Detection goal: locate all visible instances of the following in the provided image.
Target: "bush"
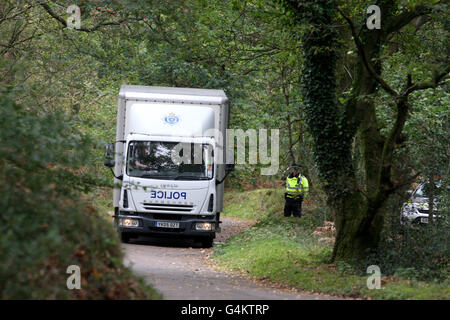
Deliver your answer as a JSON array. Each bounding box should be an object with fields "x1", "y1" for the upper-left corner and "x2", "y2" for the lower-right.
[
  {"x1": 0, "y1": 91, "x2": 160, "y2": 299},
  {"x1": 365, "y1": 190, "x2": 450, "y2": 282}
]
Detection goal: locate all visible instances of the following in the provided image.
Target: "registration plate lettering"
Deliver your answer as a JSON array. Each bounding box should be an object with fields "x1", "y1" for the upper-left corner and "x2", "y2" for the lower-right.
[{"x1": 154, "y1": 221, "x2": 180, "y2": 228}]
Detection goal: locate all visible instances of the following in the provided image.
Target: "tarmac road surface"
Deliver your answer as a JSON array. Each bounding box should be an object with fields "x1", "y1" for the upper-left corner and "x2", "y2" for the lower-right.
[{"x1": 122, "y1": 217, "x2": 341, "y2": 300}]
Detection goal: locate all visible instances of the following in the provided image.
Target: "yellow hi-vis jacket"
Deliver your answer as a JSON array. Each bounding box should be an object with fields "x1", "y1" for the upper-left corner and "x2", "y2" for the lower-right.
[{"x1": 286, "y1": 174, "x2": 309, "y2": 199}]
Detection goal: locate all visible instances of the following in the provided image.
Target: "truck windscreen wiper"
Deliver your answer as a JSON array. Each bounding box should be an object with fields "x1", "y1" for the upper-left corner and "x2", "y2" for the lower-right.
[
  {"x1": 174, "y1": 175, "x2": 210, "y2": 180},
  {"x1": 140, "y1": 174, "x2": 176, "y2": 180}
]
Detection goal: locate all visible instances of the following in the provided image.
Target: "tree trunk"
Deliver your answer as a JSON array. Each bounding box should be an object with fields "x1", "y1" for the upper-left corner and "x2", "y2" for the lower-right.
[{"x1": 331, "y1": 175, "x2": 387, "y2": 262}]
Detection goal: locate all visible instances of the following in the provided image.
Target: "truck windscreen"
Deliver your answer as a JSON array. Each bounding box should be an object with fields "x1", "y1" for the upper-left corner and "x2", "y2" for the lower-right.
[{"x1": 126, "y1": 141, "x2": 214, "y2": 180}]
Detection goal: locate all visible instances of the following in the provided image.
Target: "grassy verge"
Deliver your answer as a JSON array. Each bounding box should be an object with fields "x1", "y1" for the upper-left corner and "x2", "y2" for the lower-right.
[{"x1": 213, "y1": 189, "x2": 450, "y2": 300}]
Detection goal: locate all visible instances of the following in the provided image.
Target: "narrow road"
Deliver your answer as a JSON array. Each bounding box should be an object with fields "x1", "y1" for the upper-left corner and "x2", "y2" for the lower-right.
[{"x1": 122, "y1": 217, "x2": 339, "y2": 300}]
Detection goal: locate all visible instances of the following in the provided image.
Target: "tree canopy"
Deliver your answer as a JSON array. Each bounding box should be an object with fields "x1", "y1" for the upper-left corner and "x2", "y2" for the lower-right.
[{"x1": 1, "y1": 0, "x2": 448, "y2": 271}]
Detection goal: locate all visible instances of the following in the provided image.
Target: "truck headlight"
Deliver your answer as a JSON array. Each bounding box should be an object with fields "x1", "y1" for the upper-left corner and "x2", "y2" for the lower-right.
[
  {"x1": 119, "y1": 218, "x2": 140, "y2": 227},
  {"x1": 195, "y1": 222, "x2": 215, "y2": 231}
]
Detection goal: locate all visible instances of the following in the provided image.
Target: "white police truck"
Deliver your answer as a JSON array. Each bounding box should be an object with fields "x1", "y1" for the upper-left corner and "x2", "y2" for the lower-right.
[{"x1": 104, "y1": 85, "x2": 234, "y2": 247}]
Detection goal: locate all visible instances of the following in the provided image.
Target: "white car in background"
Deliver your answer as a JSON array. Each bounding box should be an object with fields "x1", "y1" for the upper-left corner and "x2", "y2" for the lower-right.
[{"x1": 401, "y1": 182, "x2": 443, "y2": 225}]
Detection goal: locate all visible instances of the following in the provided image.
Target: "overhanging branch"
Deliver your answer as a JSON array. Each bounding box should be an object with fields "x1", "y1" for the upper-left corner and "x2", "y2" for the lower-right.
[
  {"x1": 404, "y1": 66, "x2": 450, "y2": 95},
  {"x1": 385, "y1": 4, "x2": 433, "y2": 36},
  {"x1": 338, "y1": 8, "x2": 399, "y2": 97}
]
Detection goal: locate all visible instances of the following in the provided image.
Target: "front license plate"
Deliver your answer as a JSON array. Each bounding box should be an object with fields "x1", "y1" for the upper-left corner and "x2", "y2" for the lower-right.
[
  {"x1": 155, "y1": 221, "x2": 180, "y2": 228},
  {"x1": 420, "y1": 217, "x2": 428, "y2": 223}
]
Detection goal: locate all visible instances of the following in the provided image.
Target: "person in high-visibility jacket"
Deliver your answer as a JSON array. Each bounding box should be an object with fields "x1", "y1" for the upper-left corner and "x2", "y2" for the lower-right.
[{"x1": 284, "y1": 166, "x2": 309, "y2": 217}]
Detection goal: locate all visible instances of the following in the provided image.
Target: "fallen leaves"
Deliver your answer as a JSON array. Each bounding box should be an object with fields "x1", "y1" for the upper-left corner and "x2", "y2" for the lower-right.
[{"x1": 312, "y1": 220, "x2": 336, "y2": 244}]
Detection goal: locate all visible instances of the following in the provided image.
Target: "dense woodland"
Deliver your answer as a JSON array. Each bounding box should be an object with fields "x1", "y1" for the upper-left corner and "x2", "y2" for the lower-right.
[{"x1": 0, "y1": 0, "x2": 448, "y2": 298}]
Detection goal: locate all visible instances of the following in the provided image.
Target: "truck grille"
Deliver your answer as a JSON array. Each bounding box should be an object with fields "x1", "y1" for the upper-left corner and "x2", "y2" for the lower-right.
[
  {"x1": 148, "y1": 226, "x2": 185, "y2": 233},
  {"x1": 136, "y1": 212, "x2": 214, "y2": 221},
  {"x1": 142, "y1": 202, "x2": 194, "y2": 212}
]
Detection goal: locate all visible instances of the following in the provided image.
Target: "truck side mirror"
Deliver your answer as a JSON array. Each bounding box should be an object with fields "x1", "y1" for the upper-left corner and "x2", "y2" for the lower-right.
[
  {"x1": 104, "y1": 142, "x2": 115, "y2": 168},
  {"x1": 216, "y1": 162, "x2": 235, "y2": 185},
  {"x1": 225, "y1": 146, "x2": 235, "y2": 173},
  {"x1": 104, "y1": 159, "x2": 115, "y2": 168}
]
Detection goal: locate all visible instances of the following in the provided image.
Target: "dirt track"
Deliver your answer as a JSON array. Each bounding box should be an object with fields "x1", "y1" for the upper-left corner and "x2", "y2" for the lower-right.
[{"x1": 123, "y1": 217, "x2": 341, "y2": 300}]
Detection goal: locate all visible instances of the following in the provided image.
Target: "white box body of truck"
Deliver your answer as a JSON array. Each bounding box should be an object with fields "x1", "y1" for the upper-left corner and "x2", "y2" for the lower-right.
[{"x1": 108, "y1": 85, "x2": 232, "y2": 247}]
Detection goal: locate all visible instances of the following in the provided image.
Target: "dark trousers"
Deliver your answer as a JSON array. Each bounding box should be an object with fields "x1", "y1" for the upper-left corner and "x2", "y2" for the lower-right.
[{"x1": 284, "y1": 196, "x2": 303, "y2": 217}]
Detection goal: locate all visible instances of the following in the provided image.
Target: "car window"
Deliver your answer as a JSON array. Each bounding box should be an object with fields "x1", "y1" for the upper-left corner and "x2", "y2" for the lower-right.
[
  {"x1": 414, "y1": 184, "x2": 427, "y2": 197},
  {"x1": 414, "y1": 182, "x2": 443, "y2": 198}
]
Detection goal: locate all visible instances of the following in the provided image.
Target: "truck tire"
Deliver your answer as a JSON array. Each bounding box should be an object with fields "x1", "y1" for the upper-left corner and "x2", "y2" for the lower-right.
[
  {"x1": 121, "y1": 233, "x2": 131, "y2": 243},
  {"x1": 200, "y1": 237, "x2": 214, "y2": 248}
]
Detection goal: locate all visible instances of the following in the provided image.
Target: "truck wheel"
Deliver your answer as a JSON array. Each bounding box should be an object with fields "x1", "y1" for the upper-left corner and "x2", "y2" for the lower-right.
[
  {"x1": 121, "y1": 233, "x2": 131, "y2": 243},
  {"x1": 201, "y1": 238, "x2": 214, "y2": 248}
]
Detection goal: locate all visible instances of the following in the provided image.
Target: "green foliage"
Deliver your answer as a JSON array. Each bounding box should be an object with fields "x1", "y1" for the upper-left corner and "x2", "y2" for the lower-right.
[
  {"x1": 336, "y1": 261, "x2": 356, "y2": 275},
  {"x1": 0, "y1": 88, "x2": 107, "y2": 193},
  {"x1": 393, "y1": 267, "x2": 419, "y2": 280},
  {"x1": 0, "y1": 91, "x2": 159, "y2": 299}
]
